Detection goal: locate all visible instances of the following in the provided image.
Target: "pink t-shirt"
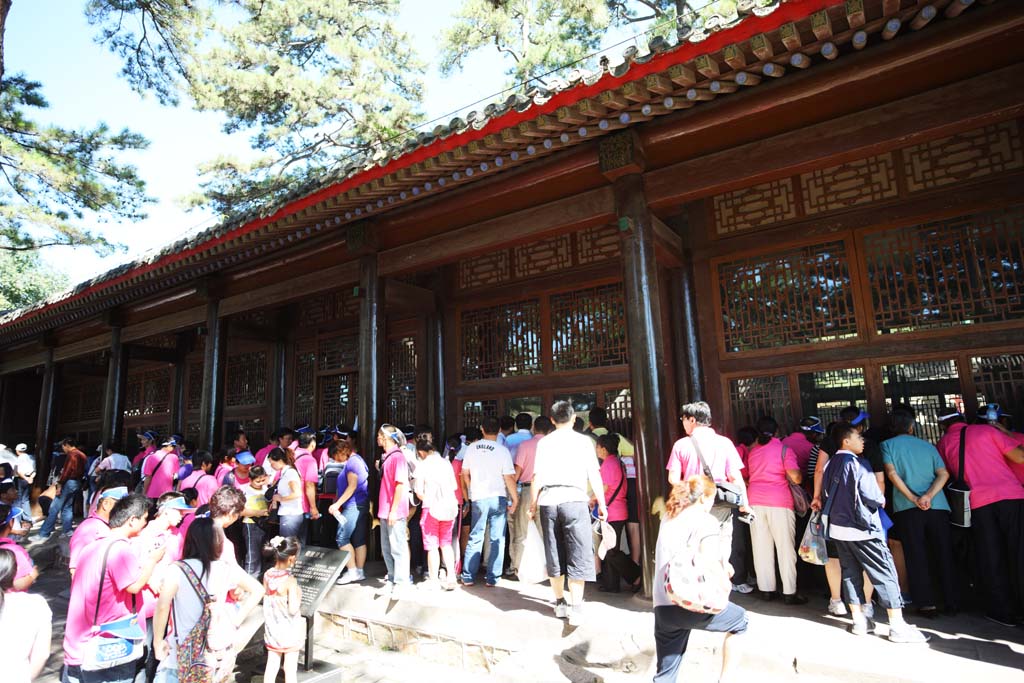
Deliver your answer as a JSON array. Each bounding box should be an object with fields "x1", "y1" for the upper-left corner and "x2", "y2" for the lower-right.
[
  {"x1": 667, "y1": 426, "x2": 744, "y2": 484},
  {"x1": 254, "y1": 443, "x2": 275, "y2": 468},
  {"x1": 178, "y1": 470, "x2": 220, "y2": 507},
  {"x1": 293, "y1": 450, "x2": 319, "y2": 514},
  {"x1": 1005, "y1": 431, "x2": 1024, "y2": 485},
  {"x1": 378, "y1": 448, "x2": 410, "y2": 520},
  {"x1": 746, "y1": 438, "x2": 800, "y2": 509},
  {"x1": 451, "y1": 459, "x2": 464, "y2": 506},
  {"x1": 143, "y1": 449, "x2": 179, "y2": 498},
  {"x1": 600, "y1": 456, "x2": 628, "y2": 522},
  {"x1": 514, "y1": 435, "x2": 543, "y2": 484},
  {"x1": 314, "y1": 447, "x2": 330, "y2": 471},
  {"x1": 781, "y1": 432, "x2": 815, "y2": 474},
  {"x1": 63, "y1": 537, "x2": 144, "y2": 666},
  {"x1": 69, "y1": 515, "x2": 111, "y2": 572},
  {"x1": 938, "y1": 423, "x2": 1024, "y2": 509},
  {"x1": 0, "y1": 537, "x2": 34, "y2": 586},
  {"x1": 133, "y1": 445, "x2": 156, "y2": 467}
]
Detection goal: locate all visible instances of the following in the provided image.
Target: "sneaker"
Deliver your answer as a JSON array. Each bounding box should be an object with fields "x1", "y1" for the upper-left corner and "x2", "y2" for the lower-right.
[
  {"x1": 850, "y1": 617, "x2": 875, "y2": 636},
  {"x1": 863, "y1": 603, "x2": 875, "y2": 620},
  {"x1": 554, "y1": 599, "x2": 569, "y2": 619},
  {"x1": 336, "y1": 569, "x2": 360, "y2": 585},
  {"x1": 888, "y1": 623, "x2": 929, "y2": 644},
  {"x1": 568, "y1": 604, "x2": 585, "y2": 627},
  {"x1": 731, "y1": 583, "x2": 754, "y2": 594},
  {"x1": 828, "y1": 599, "x2": 848, "y2": 616}
]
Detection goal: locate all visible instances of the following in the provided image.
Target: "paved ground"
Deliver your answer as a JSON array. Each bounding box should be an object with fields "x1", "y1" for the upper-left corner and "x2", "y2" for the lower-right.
[{"x1": 22, "y1": 531, "x2": 1024, "y2": 683}]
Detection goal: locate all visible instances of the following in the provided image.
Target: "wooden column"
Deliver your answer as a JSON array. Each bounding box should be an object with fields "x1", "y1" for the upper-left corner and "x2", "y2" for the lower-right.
[
  {"x1": 602, "y1": 131, "x2": 670, "y2": 597},
  {"x1": 357, "y1": 255, "x2": 384, "y2": 462},
  {"x1": 199, "y1": 299, "x2": 227, "y2": 454},
  {"x1": 272, "y1": 337, "x2": 288, "y2": 429},
  {"x1": 101, "y1": 325, "x2": 129, "y2": 447},
  {"x1": 169, "y1": 333, "x2": 190, "y2": 436},
  {"x1": 34, "y1": 348, "x2": 57, "y2": 491},
  {"x1": 425, "y1": 310, "x2": 447, "y2": 440},
  {"x1": 676, "y1": 252, "x2": 705, "y2": 401}
]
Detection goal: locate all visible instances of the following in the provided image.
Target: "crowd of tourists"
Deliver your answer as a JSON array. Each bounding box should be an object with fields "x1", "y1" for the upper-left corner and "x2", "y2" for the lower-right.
[{"x1": 0, "y1": 395, "x2": 1021, "y2": 682}]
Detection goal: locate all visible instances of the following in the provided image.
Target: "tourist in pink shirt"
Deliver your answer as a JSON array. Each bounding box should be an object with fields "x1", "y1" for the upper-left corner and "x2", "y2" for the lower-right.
[
  {"x1": 980, "y1": 404, "x2": 1024, "y2": 485},
  {"x1": 221, "y1": 451, "x2": 255, "y2": 488},
  {"x1": 69, "y1": 485, "x2": 129, "y2": 576},
  {"x1": 63, "y1": 494, "x2": 163, "y2": 683},
  {"x1": 142, "y1": 437, "x2": 180, "y2": 499},
  {"x1": 0, "y1": 504, "x2": 37, "y2": 590},
  {"x1": 177, "y1": 451, "x2": 220, "y2": 507},
  {"x1": 377, "y1": 424, "x2": 411, "y2": 591},
  {"x1": 133, "y1": 430, "x2": 158, "y2": 468},
  {"x1": 937, "y1": 412, "x2": 1024, "y2": 626},
  {"x1": 746, "y1": 416, "x2": 806, "y2": 605},
  {"x1": 291, "y1": 430, "x2": 322, "y2": 526}
]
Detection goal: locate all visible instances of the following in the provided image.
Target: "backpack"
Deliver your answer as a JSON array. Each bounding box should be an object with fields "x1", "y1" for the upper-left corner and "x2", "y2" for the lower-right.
[
  {"x1": 175, "y1": 561, "x2": 235, "y2": 683},
  {"x1": 663, "y1": 522, "x2": 731, "y2": 615}
]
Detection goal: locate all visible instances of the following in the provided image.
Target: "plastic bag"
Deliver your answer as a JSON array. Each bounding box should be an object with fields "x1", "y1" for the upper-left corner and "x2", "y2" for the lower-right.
[
  {"x1": 798, "y1": 512, "x2": 828, "y2": 566},
  {"x1": 519, "y1": 520, "x2": 549, "y2": 584}
]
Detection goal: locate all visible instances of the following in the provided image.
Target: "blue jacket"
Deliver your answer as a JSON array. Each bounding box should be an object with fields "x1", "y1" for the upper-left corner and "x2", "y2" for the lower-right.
[{"x1": 822, "y1": 451, "x2": 885, "y2": 540}]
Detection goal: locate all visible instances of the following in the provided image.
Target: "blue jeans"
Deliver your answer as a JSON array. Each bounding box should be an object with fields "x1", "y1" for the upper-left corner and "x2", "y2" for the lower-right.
[
  {"x1": 278, "y1": 513, "x2": 306, "y2": 540},
  {"x1": 15, "y1": 479, "x2": 32, "y2": 523},
  {"x1": 460, "y1": 496, "x2": 508, "y2": 585},
  {"x1": 379, "y1": 518, "x2": 411, "y2": 585},
  {"x1": 40, "y1": 478, "x2": 80, "y2": 537}
]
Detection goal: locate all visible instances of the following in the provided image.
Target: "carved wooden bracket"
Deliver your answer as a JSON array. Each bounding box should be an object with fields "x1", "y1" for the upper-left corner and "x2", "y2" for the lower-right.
[{"x1": 599, "y1": 130, "x2": 647, "y2": 181}]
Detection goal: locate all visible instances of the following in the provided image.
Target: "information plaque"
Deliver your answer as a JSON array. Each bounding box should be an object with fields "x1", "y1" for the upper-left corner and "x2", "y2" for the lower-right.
[{"x1": 290, "y1": 546, "x2": 350, "y2": 670}]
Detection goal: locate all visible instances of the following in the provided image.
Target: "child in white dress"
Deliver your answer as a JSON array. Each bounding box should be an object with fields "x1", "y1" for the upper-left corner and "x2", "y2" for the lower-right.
[{"x1": 262, "y1": 536, "x2": 304, "y2": 683}]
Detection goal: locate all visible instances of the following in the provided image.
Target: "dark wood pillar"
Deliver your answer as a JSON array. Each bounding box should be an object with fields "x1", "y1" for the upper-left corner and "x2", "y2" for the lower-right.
[
  {"x1": 602, "y1": 131, "x2": 670, "y2": 596},
  {"x1": 101, "y1": 325, "x2": 129, "y2": 448},
  {"x1": 199, "y1": 300, "x2": 227, "y2": 454},
  {"x1": 271, "y1": 337, "x2": 288, "y2": 429},
  {"x1": 357, "y1": 255, "x2": 384, "y2": 462},
  {"x1": 169, "y1": 333, "x2": 190, "y2": 436},
  {"x1": 425, "y1": 310, "x2": 447, "y2": 440},
  {"x1": 670, "y1": 254, "x2": 705, "y2": 403},
  {"x1": 34, "y1": 348, "x2": 57, "y2": 491}
]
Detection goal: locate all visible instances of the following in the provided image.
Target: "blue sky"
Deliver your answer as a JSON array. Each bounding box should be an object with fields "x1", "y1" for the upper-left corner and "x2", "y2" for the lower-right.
[{"x1": 7, "y1": 1, "x2": 668, "y2": 285}]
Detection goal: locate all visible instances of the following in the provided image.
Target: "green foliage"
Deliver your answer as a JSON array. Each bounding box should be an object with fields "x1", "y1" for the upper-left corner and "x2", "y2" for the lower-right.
[
  {"x1": 89, "y1": 0, "x2": 425, "y2": 217},
  {"x1": 0, "y1": 248, "x2": 69, "y2": 310},
  {"x1": 0, "y1": 75, "x2": 149, "y2": 254}
]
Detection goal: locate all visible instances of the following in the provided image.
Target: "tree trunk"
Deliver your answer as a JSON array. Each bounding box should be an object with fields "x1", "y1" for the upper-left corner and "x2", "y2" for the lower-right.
[{"x1": 0, "y1": 0, "x2": 12, "y2": 83}]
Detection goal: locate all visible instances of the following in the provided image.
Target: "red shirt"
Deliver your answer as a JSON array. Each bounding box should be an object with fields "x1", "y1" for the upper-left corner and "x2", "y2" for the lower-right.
[{"x1": 59, "y1": 448, "x2": 87, "y2": 484}]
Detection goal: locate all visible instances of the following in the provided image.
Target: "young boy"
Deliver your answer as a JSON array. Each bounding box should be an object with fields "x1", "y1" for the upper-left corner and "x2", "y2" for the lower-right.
[
  {"x1": 240, "y1": 466, "x2": 271, "y2": 576},
  {"x1": 822, "y1": 422, "x2": 928, "y2": 643}
]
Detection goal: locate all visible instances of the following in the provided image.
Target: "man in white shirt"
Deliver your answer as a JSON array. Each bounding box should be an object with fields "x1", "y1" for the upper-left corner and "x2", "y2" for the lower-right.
[
  {"x1": 459, "y1": 416, "x2": 518, "y2": 587},
  {"x1": 13, "y1": 443, "x2": 35, "y2": 524},
  {"x1": 531, "y1": 401, "x2": 607, "y2": 626}
]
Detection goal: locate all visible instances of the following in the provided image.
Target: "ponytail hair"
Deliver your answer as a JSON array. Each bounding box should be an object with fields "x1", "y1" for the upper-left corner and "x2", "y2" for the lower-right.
[
  {"x1": 755, "y1": 415, "x2": 778, "y2": 446},
  {"x1": 267, "y1": 446, "x2": 295, "y2": 467},
  {"x1": 664, "y1": 475, "x2": 715, "y2": 519},
  {"x1": 263, "y1": 535, "x2": 301, "y2": 562},
  {"x1": 0, "y1": 547, "x2": 17, "y2": 615}
]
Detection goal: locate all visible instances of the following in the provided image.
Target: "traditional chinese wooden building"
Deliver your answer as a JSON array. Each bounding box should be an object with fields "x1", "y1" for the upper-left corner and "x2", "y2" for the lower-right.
[{"x1": 1, "y1": 0, "x2": 1021, "y2": 586}]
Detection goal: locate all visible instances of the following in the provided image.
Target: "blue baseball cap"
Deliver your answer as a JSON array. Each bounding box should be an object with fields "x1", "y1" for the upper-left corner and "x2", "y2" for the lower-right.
[
  {"x1": 849, "y1": 409, "x2": 870, "y2": 426},
  {"x1": 294, "y1": 424, "x2": 315, "y2": 435},
  {"x1": 3, "y1": 506, "x2": 23, "y2": 526},
  {"x1": 159, "y1": 496, "x2": 196, "y2": 512},
  {"x1": 100, "y1": 486, "x2": 129, "y2": 501},
  {"x1": 235, "y1": 451, "x2": 256, "y2": 465},
  {"x1": 161, "y1": 436, "x2": 179, "y2": 447},
  {"x1": 139, "y1": 430, "x2": 159, "y2": 442},
  {"x1": 980, "y1": 403, "x2": 1011, "y2": 421},
  {"x1": 801, "y1": 416, "x2": 826, "y2": 434}
]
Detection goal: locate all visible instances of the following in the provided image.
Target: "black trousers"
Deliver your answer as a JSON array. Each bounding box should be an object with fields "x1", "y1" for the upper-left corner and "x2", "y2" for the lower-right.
[
  {"x1": 600, "y1": 520, "x2": 641, "y2": 590},
  {"x1": 729, "y1": 509, "x2": 753, "y2": 586},
  {"x1": 834, "y1": 536, "x2": 903, "y2": 609},
  {"x1": 895, "y1": 507, "x2": 956, "y2": 610},
  {"x1": 972, "y1": 499, "x2": 1024, "y2": 620}
]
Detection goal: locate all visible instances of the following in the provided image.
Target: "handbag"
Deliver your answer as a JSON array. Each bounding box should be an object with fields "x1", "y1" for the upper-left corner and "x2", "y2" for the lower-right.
[
  {"x1": 692, "y1": 438, "x2": 744, "y2": 509},
  {"x1": 663, "y1": 523, "x2": 731, "y2": 614},
  {"x1": 81, "y1": 540, "x2": 145, "y2": 671},
  {"x1": 798, "y1": 512, "x2": 828, "y2": 565},
  {"x1": 781, "y1": 446, "x2": 810, "y2": 518},
  {"x1": 946, "y1": 426, "x2": 972, "y2": 528}
]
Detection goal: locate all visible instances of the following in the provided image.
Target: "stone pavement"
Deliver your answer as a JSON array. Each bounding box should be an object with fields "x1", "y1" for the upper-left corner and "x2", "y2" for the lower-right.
[{"x1": 22, "y1": 531, "x2": 1024, "y2": 683}]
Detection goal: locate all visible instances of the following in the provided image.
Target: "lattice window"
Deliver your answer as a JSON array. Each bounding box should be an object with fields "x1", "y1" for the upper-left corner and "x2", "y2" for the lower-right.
[
  {"x1": 461, "y1": 299, "x2": 542, "y2": 381},
  {"x1": 551, "y1": 283, "x2": 627, "y2": 371},
  {"x1": 58, "y1": 385, "x2": 82, "y2": 425},
  {"x1": 293, "y1": 342, "x2": 317, "y2": 427},
  {"x1": 224, "y1": 418, "x2": 266, "y2": 450},
  {"x1": 604, "y1": 387, "x2": 633, "y2": 440},
  {"x1": 458, "y1": 251, "x2": 511, "y2": 290},
  {"x1": 80, "y1": 381, "x2": 104, "y2": 422},
  {"x1": 298, "y1": 290, "x2": 359, "y2": 326},
  {"x1": 135, "y1": 334, "x2": 178, "y2": 349},
  {"x1": 185, "y1": 422, "x2": 200, "y2": 445},
  {"x1": 797, "y1": 368, "x2": 867, "y2": 430},
  {"x1": 318, "y1": 335, "x2": 359, "y2": 373},
  {"x1": 462, "y1": 400, "x2": 498, "y2": 430},
  {"x1": 320, "y1": 373, "x2": 358, "y2": 428},
  {"x1": 513, "y1": 235, "x2": 573, "y2": 279},
  {"x1": 972, "y1": 353, "x2": 1024, "y2": 432},
  {"x1": 729, "y1": 375, "x2": 794, "y2": 432},
  {"x1": 186, "y1": 362, "x2": 204, "y2": 411},
  {"x1": 902, "y1": 120, "x2": 1023, "y2": 193},
  {"x1": 124, "y1": 368, "x2": 171, "y2": 417},
  {"x1": 386, "y1": 337, "x2": 417, "y2": 428},
  {"x1": 800, "y1": 153, "x2": 899, "y2": 215},
  {"x1": 225, "y1": 352, "x2": 268, "y2": 408},
  {"x1": 866, "y1": 207, "x2": 1024, "y2": 334},
  {"x1": 883, "y1": 360, "x2": 962, "y2": 444},
  {"x1": 718, "y1": 240, "x2": 858, "y2": 352},
  {"x1": 577, "y1": 224, "x2": 620, "y2": 265},
  {"x1": 505, "y1": 396, "x2": 543, "y2": 420},
  {"x1": 713, "y1": 178, "x2": 798, "y2": 235}
]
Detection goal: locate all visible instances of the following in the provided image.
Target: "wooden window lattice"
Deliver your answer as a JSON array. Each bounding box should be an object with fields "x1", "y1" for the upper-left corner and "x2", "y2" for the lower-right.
[
  {"x1": 225, "y1": 351, "x2": 268, "y2": 408},
  {"x1": 79, "y1": 381, "x2": 104, "y2": 422},
  {"x1": 882, "y1": 359, "x2": 962, "y2": 444},
  {"x1": 124, "y1": 368, "x2": 172, "y2": 417},
  {"x1": 551, "y1": 283, "x2": 627, "y2": 371},
  {"x1": 800, "y1": 153, "x2": 899, "y2": 215},
  {"x1": 293, "y1": 342, "x2": 317, "y2": 427},
  {"x1": 318, "y1": 335, "x2": 359, "y2": 373},
  {"x1": 713, "y1": 178, "x2": 798, "y2": 236},
  {"x1": 604, "y1": 387, "x2": 633, "y2": 440},
  {"x1": 320, "y1": 373, "x2": 358, "y2": 428},
  {"x1": 902, "y1": 120, "x2": 1024, "y2": 193},
  {"x1": 459, "y1": 251, "x2": 511, "y2": 290},
  {"x1": 729, "y1": 375, "x2": 795, "y2": 432},
  {"x1": 462, "y1": 400, "x2": 498, "y2": 430},
  {"x1": 461, "y1": 299, "x2": 542, "y2": 381},
  {"x1": 972, "y1": 353, "x2": 1024, "y2": 432},
  {"x1": 866, "y1": 206, "x2": 1024, "y2": 335},
  {"x1": 298, "y1": 290, "x2": 359, "y2": 327},
  {"x1": 797, "y1": 368, "x2": 867, "y2": 430},
  {"x1": 224, "y1": 418, "x2": 266, "y2": 451},
  {"x1": 186, "y1": 362, "x2": 204, "y2": 412},
  {"x1": 386, "y1": 336, "x2": 417, "y2": 428},
  {"x1": 718, "y1": 240, "x2": 858, "y2": 353},
  {"x1": 578, "y1": 224, "x2": 621, "y2": 265},
  {"x1": 513, "y1": 235, "x2": 573, "y2": 279}
]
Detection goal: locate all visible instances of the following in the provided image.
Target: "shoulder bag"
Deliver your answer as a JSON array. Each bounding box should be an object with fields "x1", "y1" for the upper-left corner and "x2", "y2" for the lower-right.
[
  {"x1": 781, "y1": 446, "x2": 810, "y2": 517},
  {"x1": 692, "y1": 438, "x2": 744, "y2": 509},
  {"x1": 81, "y1": 541, "x2": 145, "y2": 671},
  {"x1": 663, "y1": 522, "x2": 731, "y2": 614},
  {"x1": 946, "y1": 426, "x2": 972, "y2": 528}
]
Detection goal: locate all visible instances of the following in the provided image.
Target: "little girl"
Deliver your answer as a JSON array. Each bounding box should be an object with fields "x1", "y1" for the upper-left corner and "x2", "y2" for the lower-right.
[{"x1": 262, "y1": 536, "x2": 305, "y2": 683}]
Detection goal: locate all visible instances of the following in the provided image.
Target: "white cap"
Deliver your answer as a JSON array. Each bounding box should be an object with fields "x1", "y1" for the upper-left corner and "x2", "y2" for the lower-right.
[{"x1": 14, "y1": 443, "x2": 27, "y2": 453}]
